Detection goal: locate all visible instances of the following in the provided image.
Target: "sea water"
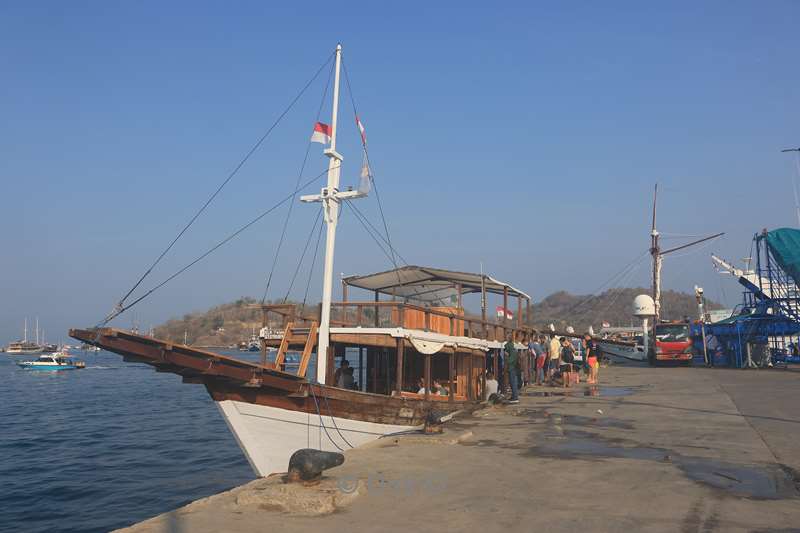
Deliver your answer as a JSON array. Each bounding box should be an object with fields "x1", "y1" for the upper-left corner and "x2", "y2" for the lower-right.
[{"x1": 0, "y1": 350, "x2": 256, "y2": 533}]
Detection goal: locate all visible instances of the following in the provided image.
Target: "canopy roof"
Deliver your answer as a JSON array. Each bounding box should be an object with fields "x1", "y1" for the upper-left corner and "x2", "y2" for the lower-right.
[
  {"x1": 765, "y1": 228, "x2": 800, "y2": 286},
  {"x1": 342, "y1": 265, "x2": 531, "y2": 304}
]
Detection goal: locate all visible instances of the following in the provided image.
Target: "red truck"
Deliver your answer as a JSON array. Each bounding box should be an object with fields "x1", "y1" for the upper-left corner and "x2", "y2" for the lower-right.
[{"x1": 648, "y1": 321, "x2": 693, "y2": 366}]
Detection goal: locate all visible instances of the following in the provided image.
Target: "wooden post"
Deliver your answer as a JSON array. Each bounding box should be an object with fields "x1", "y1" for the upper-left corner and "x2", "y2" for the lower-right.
[
  {"x1": 467, "y1": 353, "x2": 474, "y2": 400},
  {"x1": 398, "y1": 304, "x2": 405, "y2": 329},
  {"x1": 503, "y1": 286, "x2": 509, "y2": 326},
  {"x1": 358, "y1": 346, "x2": 364, "y2": 391},
  {"x1": 480, "y1": 355, "x2": 486, "y2": 401},
  {"x1": 341, "y1": 281, "x2": 348, "y2": 325},
  {"x1": 374, "y1": 291, "x2": 380, "y2": 327},
  {"x1": 481, "y1": 283, "x2": 487, "y2": 338},
  {"x1": 395, "y1": 338, "x2": 404, "y2": 394},
  {"x1": 456, "y1": 283, "x2": 462, "y2": 309},
  {"x1": 424, "y1": 308, "x2": 431, "y2": 331},
  {"x1": 424, "y1": 353, "x2": 431, "y2": 401},
  {"x1": 517, "y1": 294, "x2": 523, "y2": 329},
  {"x1": 260, "y1": 307, "x2": 268, "y2": 366},
  {"x1": 325, "y1": 345, "x2": 335, "y2": 385},
  {"x1": 526, "y1": 297, "x2": 531, "y2": 326},
  {"x1": 493, "y1": 348, "x2": 499, "y2": 379},
  {"x1": 448, "y1": 351, "x2": 455, "y2": 403},
  {"x1": 357, "y1": 304, "x2": 363, "y2": 327}
]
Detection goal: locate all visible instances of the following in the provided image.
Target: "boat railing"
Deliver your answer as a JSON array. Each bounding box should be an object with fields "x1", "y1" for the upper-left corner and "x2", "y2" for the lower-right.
[{"x1": 260, "y1": 301, "x2": 533, "y2": 343}]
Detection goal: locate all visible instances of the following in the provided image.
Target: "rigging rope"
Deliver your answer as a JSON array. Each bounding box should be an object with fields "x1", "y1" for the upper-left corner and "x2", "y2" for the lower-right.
[
  {"x1": 111, "y1": 52, "x2": 335, "y2": 317},
  {"x1": 560, "y1": 250, "x2": 649, "y2": 320},
  {"x1": 302, "y1": 214, "x2": 326, "y2": 307},
  {"x1": 262, "y1": 59, "x2": 336, "y2": 304},
  {"x1": 342, "y1": 59, "x2": 408, "y2": 296},
  {"x1": 98, "y1": 165, "x2": 338, "y2": 326},
  {"x1": 282, "y1": 208, "x2": 323, "y2": 303}
]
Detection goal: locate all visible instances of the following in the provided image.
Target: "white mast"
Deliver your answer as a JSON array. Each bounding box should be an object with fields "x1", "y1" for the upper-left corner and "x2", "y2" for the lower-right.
[
  {"x1": 35, "y1": 317, "x2": 39, "y2": 346},
  {"x1": 24, "y1": 317, "x2": 28, "y2": 343},
  {"x1": 301, "y1": 43, "x2": 368, "y2": 384},
  {"x1": 650, "y1": 184, "x2": 661, "y2": 321}
]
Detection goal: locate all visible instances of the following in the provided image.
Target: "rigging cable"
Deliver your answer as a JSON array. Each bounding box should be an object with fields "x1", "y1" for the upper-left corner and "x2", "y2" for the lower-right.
[
  {"x1": 308, "y1": 384, "x2": 345, "y2": 452},
  {"x1": 98, "y1": 165, "x2": 338, "y2": 325},
  {"x1": 342, "y1": 58, "x2": 407, "y2": 295},
  {"x1": 262, "y1": 59, "x2": 336, "y2": 304},
  {"x1": 302, "y1": 213, "x2": 326, "y2": 307},
  {"x1": 560, "y1": 250, "x2": 649, "y2": 319},
  {"x1": 107, "y1": 52, "x2": 335, "y2": 322},
  {"x1": 282, "y1": 208, "x2": 323, "y2": 302}
]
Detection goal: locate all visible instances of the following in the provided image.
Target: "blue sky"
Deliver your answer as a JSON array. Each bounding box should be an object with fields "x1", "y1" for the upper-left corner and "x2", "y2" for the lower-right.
[{"x1": 2, "y1": 1, "x2": 799, "y2": 342}]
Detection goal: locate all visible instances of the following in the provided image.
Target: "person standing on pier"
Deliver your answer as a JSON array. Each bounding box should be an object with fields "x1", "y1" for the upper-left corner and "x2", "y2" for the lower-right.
[
  {"x1": 534, "y1": 335, "x2": 547, "y2": 385},
  {"x1": 548, "y1": 334, "x2": 561, "y2": 380},
  {"x1": 584, "y1": 333, "x2": 599, "y2": 384},
  {"x1": 504, "y1": 335, "x2": 520, "y2": 403},
  {"x1": 520, "y1": 334, "x2": 530, "y2": 386}
]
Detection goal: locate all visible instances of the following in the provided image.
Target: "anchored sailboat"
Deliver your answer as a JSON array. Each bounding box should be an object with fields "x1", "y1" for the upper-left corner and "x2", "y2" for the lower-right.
[{"x1": 70, "y1": 44, "x2": 536, "y2": 477}]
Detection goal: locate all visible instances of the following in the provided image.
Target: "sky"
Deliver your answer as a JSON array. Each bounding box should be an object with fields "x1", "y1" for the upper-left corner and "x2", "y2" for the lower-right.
[{"x1": 1, "y1": 1, "x2": 799, "y2": 343}]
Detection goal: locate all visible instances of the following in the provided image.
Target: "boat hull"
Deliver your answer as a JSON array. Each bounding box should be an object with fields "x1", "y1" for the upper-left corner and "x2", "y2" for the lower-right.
[
  {"x1": 69, "y1": 327, "x2": 473, "y2": 477},
  {"x1": 597, "y1": 341, "x2": 646, "y2": 361},
  {"x1": 18, "y1": 364, "x2": 80, "y2": 370},
  {"x1": 216, "y1": 400, "x2": 417, "y2": 476}
]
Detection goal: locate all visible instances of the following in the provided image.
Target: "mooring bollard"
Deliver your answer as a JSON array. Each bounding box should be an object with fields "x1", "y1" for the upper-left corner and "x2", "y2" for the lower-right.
[
  {"x1": 286, "y1": 449, "x2": 345, "y2": 483},
  {"x1": 424, "y1": 410, "x2": 446, "y2": 434}
]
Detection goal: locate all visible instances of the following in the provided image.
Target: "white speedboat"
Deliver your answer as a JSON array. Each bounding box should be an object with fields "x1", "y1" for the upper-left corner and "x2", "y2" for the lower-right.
[{"x1": 18, "y1": 352, "x2": 86, "y2": 371}]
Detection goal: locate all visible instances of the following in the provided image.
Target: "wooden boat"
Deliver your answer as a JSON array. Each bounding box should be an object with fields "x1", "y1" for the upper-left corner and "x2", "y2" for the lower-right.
[{"x1": 70, "y1": 44, "x2": 536, "y2": 477}]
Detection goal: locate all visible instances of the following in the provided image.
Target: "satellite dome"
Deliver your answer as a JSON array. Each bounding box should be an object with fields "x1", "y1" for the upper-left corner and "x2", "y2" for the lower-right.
[{"x1": 633, "y1": 294, "x2": 656, "y2": 317}]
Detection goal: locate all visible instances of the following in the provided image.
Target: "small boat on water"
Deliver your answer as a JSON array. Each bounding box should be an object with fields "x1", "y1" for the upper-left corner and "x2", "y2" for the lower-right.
[{"x1": 18, "y1": 352, "x2": 86, "y2": 371}]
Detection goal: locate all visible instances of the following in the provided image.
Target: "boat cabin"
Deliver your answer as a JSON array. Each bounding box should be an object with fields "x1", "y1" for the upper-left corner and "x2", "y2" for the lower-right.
[{"x1": 260, "y1": 265, "x2": 533, "y2": 402}]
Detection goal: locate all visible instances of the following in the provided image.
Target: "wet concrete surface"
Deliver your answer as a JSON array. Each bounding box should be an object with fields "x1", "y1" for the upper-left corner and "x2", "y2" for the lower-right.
[{"x1": 119, "y1": 365, "x2": 800, "y2": 533}]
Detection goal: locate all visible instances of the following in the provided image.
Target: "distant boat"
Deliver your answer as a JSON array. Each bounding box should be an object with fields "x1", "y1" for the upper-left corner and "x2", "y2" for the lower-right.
[
  {"x1": 18, "y1": 352, "x2": 85, "y2": 371},
  {"x1": 6, "y1": 341, "x2": 43, "y2": 355},
  {"x1": 6, "y1": 318, "x2": 51, "y2": 354}
]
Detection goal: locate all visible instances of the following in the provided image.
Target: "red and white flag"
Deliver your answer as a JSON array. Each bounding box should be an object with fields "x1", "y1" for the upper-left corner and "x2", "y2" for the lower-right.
[
  {"x1": 356, "y1": 115, "x2": 366, "y2": 146},
  {"x1": 310, "y1": 122, "x2": 331, "y2": 144},
  {"x1": 496, "y1": 306, "x2": 513, "y2": 320}
]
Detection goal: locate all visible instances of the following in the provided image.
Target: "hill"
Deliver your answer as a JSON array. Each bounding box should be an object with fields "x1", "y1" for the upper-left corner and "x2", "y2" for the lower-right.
[
  {"x1": 152, "y1": 298, "x2": 318, "y2": 347},
  {"x1": 154, "y1": 288, "x2": 718, "y2": 345},
  {"x1": 530, "y1": 287, "x2": 721, "y2": 333}
]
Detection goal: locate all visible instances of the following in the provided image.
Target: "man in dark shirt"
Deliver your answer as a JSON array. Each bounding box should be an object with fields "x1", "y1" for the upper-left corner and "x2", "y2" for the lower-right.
[{"x1": 560, "y1": 337, "x2": 576, "y2": 386}]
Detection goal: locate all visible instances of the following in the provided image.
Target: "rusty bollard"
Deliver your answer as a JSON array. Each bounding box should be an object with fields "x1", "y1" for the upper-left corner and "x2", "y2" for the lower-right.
[{"x1": 286, "y1": 449, "x2": 345, "y2": 484}]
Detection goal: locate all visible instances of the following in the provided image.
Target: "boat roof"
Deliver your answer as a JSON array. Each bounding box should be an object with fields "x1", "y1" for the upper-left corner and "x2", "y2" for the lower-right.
[{"x1": 342, "y1": 265, "x2": 531, "y2": 303}]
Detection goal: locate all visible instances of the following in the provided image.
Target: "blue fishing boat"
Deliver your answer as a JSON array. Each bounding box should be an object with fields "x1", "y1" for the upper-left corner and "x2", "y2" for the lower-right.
[{"x1": 18, "y1": 352, "x2": 85, "y2": 371}]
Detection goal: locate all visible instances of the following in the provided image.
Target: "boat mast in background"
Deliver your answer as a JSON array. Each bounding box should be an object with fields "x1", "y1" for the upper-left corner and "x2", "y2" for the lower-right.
[
  {"x1": 301, "y1": 43, "x2": 368, "y2": 383},
  {"x1": 782, "y1": 148, "x2": 800, "y2": 227},
  {"x1": 650, "y1": 185, "x2": 662, "y2": 320},
  {"x1": 650, "y1": 183, "x2": 724, "y2": 322}
]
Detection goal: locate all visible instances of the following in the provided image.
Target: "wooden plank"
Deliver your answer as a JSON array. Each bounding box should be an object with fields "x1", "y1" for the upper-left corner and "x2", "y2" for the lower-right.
[
  {"x1": 296, "y1": 322, "x2": 317, "y2": 378},
  {"x1": 395, "y1": 337, "x2": 404, "y2": 394},
  {"x1": 448, "y1": 351, "x2": 455, "y2": 403},
  {"x1": 325, "y1": 345, "x2": 335, "y2": 386},
  {"x1": 274, "y1": 322, "x2": 293, "y2": 370},
  {"x1": 424, "y1": 353, "x2": 431, "y2": 401}
]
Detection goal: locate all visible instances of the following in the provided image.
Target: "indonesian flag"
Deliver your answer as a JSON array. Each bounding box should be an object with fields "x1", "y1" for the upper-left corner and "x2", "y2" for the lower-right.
[
  {"x1": 355, "y1": 115, "x2": 366, "y2": 146},
  {"x1": 310, "y1": 122, "x2": 331, "y2": 144},
  {"x1": 496, "y1": 306, "x2": 513, "y2": 320}
]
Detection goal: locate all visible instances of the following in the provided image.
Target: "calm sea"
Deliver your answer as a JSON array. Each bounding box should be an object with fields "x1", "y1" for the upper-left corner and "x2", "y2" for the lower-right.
[{"x1": 0, "y1": 350, "x2": 258, "y2": 533}]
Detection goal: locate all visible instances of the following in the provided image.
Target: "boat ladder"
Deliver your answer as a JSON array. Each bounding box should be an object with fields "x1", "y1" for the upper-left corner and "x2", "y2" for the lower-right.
[{"x1": 274, "y1": 321, "x2": 318, "y2": 378}]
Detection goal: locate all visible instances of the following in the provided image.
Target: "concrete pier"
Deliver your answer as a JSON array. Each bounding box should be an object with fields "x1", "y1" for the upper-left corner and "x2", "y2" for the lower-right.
[{"x1": 118, "y1": 364, "x2": 800, "y2": 532}]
